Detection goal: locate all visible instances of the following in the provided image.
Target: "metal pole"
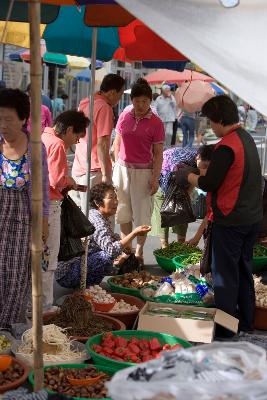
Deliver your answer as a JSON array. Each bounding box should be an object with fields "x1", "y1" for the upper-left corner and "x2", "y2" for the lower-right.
[
  {"x1": 53, "y1": 66, "x2": 59, "y2": 118},
  {"x1": 80, "y1": 27, "x2": 97, "y2": 291},
  {"x1": 262, "y1": 126, "x2": 267, "y2": 175},
  {"x1": 85, "y1": 27, "x2": 97, "y2": 218},
  {"x1": 43, "y1": 64, "x2": 49, "y2": 96}
]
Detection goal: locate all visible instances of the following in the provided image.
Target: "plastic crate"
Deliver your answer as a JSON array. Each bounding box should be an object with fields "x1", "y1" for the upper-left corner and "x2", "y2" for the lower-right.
[{"x1": 86, "y1": 330, "x2": 191, "y2": 371}]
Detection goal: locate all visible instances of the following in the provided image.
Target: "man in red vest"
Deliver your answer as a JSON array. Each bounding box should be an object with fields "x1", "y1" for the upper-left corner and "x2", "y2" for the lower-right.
[{"x1": 176, "y1": 95, "x2": 262, "y2": 337}]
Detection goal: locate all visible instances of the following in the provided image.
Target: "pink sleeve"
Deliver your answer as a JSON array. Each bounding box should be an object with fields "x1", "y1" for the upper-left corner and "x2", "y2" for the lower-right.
[
  {"x1": 95, "y1": 104, "x2": 114, "y2": 138},
  {"x1": 46, "y1": 108, "x2": 53, "y2": 127},
  {"x1": 153, "y1": 120, "x2": 165, "y2": 143},
  {"x1": 47, "y1": 143, "x2": 71, "y2": 191}
]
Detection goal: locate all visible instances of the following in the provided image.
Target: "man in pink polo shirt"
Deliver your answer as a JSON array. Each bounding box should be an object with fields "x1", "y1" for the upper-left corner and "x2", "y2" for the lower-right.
[
  {"x1": 113, "y1": 78, "x2": 165, "y2": 266},
  {"x1": 71, "y1": 74, "x2": 125, "y2": 213}
]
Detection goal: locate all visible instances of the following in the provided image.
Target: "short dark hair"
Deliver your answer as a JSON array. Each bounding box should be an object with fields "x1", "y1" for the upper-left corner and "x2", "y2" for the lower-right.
[
  {"x1": 130, "y1": 78, "x2": 152, "y2": 100},
  {"x1": 100, "y1": 74, "x2": 125, "y2": 93},
  {"x1": 90, "y1": 183, "x2": 115, "y2": 209},
  {"x1": 197, "y1": 144, "x2": 215, "y2": 161},
  {"x1": 54, "y1": 110, "x2": 89, "y2": 136},
  {"x1": 0, "y1": 88, "x2": 30, "y2": 121},
  {"x1": 201, "y1": 95, "x2": 239, "y2": 126}
]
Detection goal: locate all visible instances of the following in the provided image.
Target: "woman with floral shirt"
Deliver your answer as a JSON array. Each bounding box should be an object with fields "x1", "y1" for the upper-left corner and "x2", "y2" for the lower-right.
[{"x1": 0, "y1": 88, "x2": 49, "y2": 328}]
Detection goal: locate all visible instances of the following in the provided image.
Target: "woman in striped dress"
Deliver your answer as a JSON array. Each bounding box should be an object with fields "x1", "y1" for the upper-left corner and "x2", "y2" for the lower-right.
[{"x1": 0, "y1": 88, "x2": 49, "y2": 328}]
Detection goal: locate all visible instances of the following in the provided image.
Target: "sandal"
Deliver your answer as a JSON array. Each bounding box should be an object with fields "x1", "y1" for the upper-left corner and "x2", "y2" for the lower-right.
[{"x1": 113, "y1": 253, "x2": 130, "y2": 266}]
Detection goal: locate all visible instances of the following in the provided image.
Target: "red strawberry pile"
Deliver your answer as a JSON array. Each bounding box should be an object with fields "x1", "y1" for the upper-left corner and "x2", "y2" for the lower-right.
[{"x1": 92, "y1": 332, "x2": 182, "y2": 363}]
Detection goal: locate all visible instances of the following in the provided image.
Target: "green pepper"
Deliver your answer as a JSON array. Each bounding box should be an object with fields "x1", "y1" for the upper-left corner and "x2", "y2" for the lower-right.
[
  {"x1": 154, "y1": 241, "x2": 202, "y2": 259},
  {"x1": 253, "y1": 245, "x2": 267, "y2": 258}
]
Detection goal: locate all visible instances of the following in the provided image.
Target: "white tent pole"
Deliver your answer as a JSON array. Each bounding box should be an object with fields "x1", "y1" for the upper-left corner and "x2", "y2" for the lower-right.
[
  {"x1": 85, "y1": 27, "x2": 97, "y2": 218},
  {"x1": 80, "y1": 27, "x2": 97, "y2": 291},
  {"x1": 262, "y1": 126, "x2": 267, "y2": 175}
]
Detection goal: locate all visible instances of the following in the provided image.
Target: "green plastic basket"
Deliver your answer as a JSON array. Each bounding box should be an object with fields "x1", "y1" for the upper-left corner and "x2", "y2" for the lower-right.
[
  {"x1": 107, "y1": 276, "x2": 142, "y2": 298},
  {"x1": 173, "y1": 254, "x2": 202, "y2": 270},
  {"x1": 253, "y1": 245, "x2": 267, "y2": 273},
  {"x1": 139, "y1": 285, "x2": 204, "y2": 305},
  {"x1": 86, "y1": 330, "x2": 191, "y2": 371},
  {"x1": 29, "y1": 364, "x2": 116, "y2": 400},
  {"x1": 153, "y1": 253, "x2": 177, "y2": 272}
]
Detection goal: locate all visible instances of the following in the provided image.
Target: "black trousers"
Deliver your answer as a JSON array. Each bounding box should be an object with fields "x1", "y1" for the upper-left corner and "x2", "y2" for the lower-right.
[
  {"x1": 171, "y1": 119, "x2": 179, "y2": 146},
  {"x1": 211, "y1": 222, "x2": 260, "y2": 336}
]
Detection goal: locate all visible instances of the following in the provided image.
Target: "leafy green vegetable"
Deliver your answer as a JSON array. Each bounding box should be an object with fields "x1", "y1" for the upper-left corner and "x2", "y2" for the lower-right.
[
  {"x1": 154, "y1": 241, "x2": 202, "y2": 259},
  {"x1": 253, "y1": 245, "x2": 267, "y2": 258}
]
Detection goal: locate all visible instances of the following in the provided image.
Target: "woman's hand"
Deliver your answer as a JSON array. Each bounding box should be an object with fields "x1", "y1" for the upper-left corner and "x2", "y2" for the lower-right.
[
  {"x1": 68, "y1": 177, "x2": 77, "y2": 190},
  {"x1": 42, "y1": 216, "x2": 49, "y2": 243},
  {"x1": 149, "y1": 177, "x2": 159, "y2": 195},
  {"x1": 133, "y1": 225, "x2": 151, "y2": 236}
]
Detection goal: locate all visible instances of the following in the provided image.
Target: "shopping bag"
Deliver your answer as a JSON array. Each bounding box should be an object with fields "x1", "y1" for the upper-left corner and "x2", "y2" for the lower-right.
[
  {"x1": 61, "y1": 195, "x2": 95, "y2": 239},
  {"x1": 200, "y1": 221, "x2": 213, "y2": 275},
  {"x1": 160, "y1": 177, "x2": 196, "y2": 228},
  {"x1": 58, "y1": 221, "x2": 85, "y2": 261}
]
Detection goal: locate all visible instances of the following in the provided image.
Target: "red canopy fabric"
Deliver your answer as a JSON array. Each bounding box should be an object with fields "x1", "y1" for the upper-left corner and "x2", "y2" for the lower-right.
[
  {"x1": 145, "y1": 69, "x2": 214, "y2": 84},
  {"x1": 117, "y1": 21, "x2": 187, "y2": 61}
]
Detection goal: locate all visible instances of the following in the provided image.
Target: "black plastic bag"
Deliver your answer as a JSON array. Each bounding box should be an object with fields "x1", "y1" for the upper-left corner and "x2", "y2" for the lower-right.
[
  {"x1": 58, "y1": 221, "x2": 85, "y2": 262},
  {"x1": 160, "y1": 177, "x2": 196, "y2": 228},
  {"x1": 61, "y1": 195, "x2": 95, "y2": 239},
  {"x1": 117, "y1": 254, "x2": 140, "y2": 275},
  {"x1": 200, "y1": 221, "x2": 213, "y2": 275}
]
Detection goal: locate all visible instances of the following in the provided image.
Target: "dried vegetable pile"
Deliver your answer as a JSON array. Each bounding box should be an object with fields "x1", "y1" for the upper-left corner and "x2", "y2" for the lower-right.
[{"x1": 49, "y1": 294, "x2": 114, "y2": 337}]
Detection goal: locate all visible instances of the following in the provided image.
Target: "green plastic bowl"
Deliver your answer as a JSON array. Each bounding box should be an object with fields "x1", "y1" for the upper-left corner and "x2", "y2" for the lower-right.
[
  {"x1": 86, "y1": 330, "x2": 191, "y2": 371},
  {"x1": 29, "y1": 363, "x2": 116, "y2": 400},
  {"x1": 139, "y1": 285, "x2": 205, "y2": 306},
  {"x1": 173, "y1": 254, "x2": 202, "y2": 270},
  {"x1": 153, "y1": 253, "x2": 177, "y2": 272},
  {"x1": 107, "y1": 276, "x2": 149, "y2": 298},
  {"x1": 253, "y1": 245, "x2": 267, "y2": 273}
]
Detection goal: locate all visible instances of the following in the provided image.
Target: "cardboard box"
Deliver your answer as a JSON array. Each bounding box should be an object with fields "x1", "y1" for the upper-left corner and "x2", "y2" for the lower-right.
[{"x1": 138, "y1": 302, "x2": 238, "y2": 343}]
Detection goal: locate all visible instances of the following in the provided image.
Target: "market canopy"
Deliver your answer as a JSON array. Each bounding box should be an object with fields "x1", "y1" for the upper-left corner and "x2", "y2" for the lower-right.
[
  {"x1": 116, "y1": 0, "x2": 267, "y2": 115},
  {"x1": 144, "y1": 69, "x2": 214, "y2": 85}
]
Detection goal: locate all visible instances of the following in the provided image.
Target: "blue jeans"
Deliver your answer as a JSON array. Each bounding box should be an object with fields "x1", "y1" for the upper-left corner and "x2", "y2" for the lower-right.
[
  {"x1": 180, "y1": 116, "x2": 196, "y2": 148},
  {"x1": 56, "y1": 250, "x2": 114, "y2": 289}
]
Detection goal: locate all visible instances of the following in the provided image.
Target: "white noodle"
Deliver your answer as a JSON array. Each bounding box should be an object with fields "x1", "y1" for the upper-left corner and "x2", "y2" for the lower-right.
[{"x1": 18, "y1": 324, "x2": 86, "y2": 362}]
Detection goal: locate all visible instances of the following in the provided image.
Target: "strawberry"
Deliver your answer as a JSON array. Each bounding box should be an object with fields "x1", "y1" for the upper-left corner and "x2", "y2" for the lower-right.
[
  {"x1": 103, "y1": 347, "x2": 113, "y2": 355},
  {"x1": 115, "y1": 336, "x2": 128, "y2": 347},
  {"x1": 149, "y1": 338, "x2": 161, "y2": 351},
  {"x1": 128, "y1": 343, "x2": 140, "y2": 355},
  {"x1": 139, "y1": 339, "x2": 150, "y2": 350},
  {"x1": 93, "y1": 344, "x2": 103, "y2": 353},
  {"x1": 114, "y1": 347, "x2": 126, "y2": 357},
  {"x1": 162, "y1": 344, "x2": 171, "y2": 351},
  {"x1": 171, "y1": 344, "x2": 182, "y2": 350}
]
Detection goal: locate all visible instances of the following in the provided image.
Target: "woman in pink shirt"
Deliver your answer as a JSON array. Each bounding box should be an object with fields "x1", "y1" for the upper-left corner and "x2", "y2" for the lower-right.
[
  {"x1": 113, "y1": 78, "x2": 165, "y2": 266},
  {"x1": 42, "y1": 110, "x2": 89, "y2": 311}
]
